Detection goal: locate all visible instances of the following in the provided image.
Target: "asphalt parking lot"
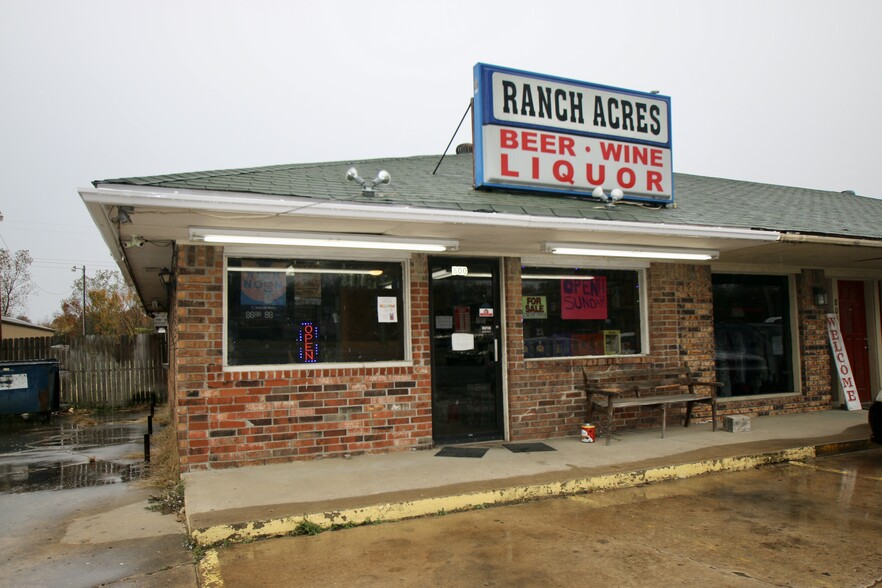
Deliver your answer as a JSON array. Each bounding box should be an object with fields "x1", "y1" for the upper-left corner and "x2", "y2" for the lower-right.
[{"x1": 213, "y1": 447, "x2": 882, "y2": 587}]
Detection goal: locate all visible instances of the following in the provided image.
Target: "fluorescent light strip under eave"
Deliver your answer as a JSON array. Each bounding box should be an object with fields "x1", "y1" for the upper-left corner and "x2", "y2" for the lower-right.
[
  {"x1": 548, "y1": 245, "x2": 718, "y2": 261},
  {"x1": 522, "y1": 274, "x2": 595, "y2": 280},
  {"x1": 227, "y1": 267, "x2": 384, "y2": 276},
  {"x1": 200, "y1": 233, "x2": 454, "y2": 252}
]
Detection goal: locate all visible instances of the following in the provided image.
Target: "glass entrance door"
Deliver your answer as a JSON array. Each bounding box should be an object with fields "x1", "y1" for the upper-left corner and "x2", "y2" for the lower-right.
[{"x1": 429, "y1": 257, "x2": 504, "y2": 444}]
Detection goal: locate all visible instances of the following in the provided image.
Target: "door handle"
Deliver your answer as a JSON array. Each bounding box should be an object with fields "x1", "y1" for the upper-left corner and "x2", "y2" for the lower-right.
[{"x1": 493, "y1": 338, "x2": 498, "y2": 362}]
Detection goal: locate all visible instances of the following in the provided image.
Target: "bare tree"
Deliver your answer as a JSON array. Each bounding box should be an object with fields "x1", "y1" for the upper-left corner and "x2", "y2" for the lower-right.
[
  {"x1": 52, "y1": 269, "x2": 153, "y2": 336},
  {"x1": 0, "y1": 249, "x2": 36, "y2": 318}
]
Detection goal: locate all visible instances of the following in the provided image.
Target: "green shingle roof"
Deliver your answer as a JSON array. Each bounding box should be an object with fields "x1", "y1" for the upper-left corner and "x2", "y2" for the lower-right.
[{"x1": 96, "y1": 153, "x2": 882, "y2": 240}]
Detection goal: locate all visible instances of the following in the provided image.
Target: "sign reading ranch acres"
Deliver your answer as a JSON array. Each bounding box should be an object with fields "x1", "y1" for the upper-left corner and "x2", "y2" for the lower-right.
[{"x1": 472, "y1": 63, "x2": 674, "y2": 204}]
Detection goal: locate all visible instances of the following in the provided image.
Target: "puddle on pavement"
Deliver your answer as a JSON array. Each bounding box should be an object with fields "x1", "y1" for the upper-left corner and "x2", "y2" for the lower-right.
[
  {"x1": 0, "y1": 459, "x2": 146, "y2": 493},
  {"x1": 0, "y1": 412, "x2": 150, "y2": 493},
  {"x1": 32, "y1": 426, "x2": 141, "y2": 449}
]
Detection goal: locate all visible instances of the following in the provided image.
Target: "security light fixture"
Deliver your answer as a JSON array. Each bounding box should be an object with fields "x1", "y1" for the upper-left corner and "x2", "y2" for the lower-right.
[
  {"x1": 123, "y1": 235, "x2": 146, "y2": 248},
  {"x1": 346, "y1": 167, "x2": 391, "y2": 196},
  {"x1": 158, "y1": 267, "x2": 174, "y2": 290},
  {"x1": 190, "y1": 228, "x2": 458, "y2": 253},
  {"x1": 813, "y1": 286, "x2": 828, "y2": 306},
  {"x1": 592, "y1": 186, "x2": 624, "y2": 208},
  {"x1": 116, "y1": 206, "x2": 134, "y2": 224},
  {"x1": 545, "y1": 242, "x2": 718, "y2": 261}
]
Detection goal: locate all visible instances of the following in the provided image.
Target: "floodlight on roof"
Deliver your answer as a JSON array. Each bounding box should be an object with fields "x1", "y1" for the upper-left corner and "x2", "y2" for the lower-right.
[{"x1": 346, "y1": 167, "x2": 391, "y2": 196}]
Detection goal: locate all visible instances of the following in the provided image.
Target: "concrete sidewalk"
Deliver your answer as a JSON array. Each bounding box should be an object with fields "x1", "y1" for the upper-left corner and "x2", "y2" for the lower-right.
[{"x1": 183, "y1": 409, "x2": 872, "y2": 547}]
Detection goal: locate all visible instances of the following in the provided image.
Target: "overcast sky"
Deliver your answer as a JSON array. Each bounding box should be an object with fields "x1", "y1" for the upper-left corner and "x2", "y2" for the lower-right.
[{"x1": 1, "y1": 0, "x2": 880, "y2": 322}]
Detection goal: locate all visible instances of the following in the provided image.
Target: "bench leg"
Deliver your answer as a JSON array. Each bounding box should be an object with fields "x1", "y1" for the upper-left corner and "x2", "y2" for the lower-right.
[
  {"x1": 684, "y1": 401, "x2": 694, "y2": 427},
  {"x1": 606, "y1": 401, "x2": 614, "y2": 446},
  {"x1": 711, "y1": 400, "x2": 718, "y2": 432},
  {"x1": 661, "y1": 404, "x2": 667, "y2": 438}
]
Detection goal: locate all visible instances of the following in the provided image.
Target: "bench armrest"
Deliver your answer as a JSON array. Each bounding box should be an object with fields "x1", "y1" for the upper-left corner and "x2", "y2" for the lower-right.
[
  {"x1": 585, "y1": 388, "x2": 622, "y2": 399},
  {"x1": 690, "y1": 380, "x2": 723, "y2": 399}
]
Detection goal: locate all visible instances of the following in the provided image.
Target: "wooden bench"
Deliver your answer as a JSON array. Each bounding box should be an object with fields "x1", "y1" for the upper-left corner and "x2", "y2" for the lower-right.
[{"x1": 582, "y1": 366, "x2": 721, "y2": 445}]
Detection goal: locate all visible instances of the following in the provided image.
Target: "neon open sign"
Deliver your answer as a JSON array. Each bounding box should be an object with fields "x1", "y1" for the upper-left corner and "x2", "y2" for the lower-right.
[{"x1": 299, "y1": 322, "x2": 318, "y2": 363}]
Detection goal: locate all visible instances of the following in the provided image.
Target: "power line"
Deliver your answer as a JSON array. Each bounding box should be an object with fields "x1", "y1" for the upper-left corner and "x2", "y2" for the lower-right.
[{"x1": 32, "y1": 260, "x2": 118, "y2": 270}]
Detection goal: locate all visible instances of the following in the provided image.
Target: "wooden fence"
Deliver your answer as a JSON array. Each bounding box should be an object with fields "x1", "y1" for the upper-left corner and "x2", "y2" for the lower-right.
[{"x1": 0, "y1": 334, "x2": 168, "y2": 408}]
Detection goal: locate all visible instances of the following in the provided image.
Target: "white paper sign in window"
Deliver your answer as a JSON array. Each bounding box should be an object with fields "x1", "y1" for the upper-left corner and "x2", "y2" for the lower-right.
[
  {"x1": 451, "y1": 333, "x2": 475, "y2": 351},
  {"x1": 377, "y1": 296, "x2": 398, "y2": 323}
]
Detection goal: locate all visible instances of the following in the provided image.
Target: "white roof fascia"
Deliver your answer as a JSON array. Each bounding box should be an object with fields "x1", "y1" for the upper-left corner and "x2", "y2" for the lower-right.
[{"x1": 80, "y1": 184, "x2": 781, "y2": 243}]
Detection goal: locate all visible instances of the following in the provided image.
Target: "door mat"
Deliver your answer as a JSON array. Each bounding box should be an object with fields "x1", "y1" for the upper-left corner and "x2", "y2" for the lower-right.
[
  {"x1": 435, "y1": 446, "x2": 488, "y2": 458},
  {"x1": 503, "y1": 442, "x2": 556, "y2": 453}
]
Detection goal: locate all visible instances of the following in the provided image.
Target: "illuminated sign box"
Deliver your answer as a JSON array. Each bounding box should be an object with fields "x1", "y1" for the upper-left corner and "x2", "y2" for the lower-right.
[{"x1": 473, "y1": 63, "x2": 674, "y2": 205}]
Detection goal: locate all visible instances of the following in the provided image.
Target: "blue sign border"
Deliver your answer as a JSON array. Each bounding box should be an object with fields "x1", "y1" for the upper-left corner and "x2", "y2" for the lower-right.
[{"x1": 473, "y1": 63, "x2": 674, "y2": 205}]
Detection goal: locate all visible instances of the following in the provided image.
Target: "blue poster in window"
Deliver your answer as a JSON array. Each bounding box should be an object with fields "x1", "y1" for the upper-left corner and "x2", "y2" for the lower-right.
[{"x1": 240, "y1": 272, "x2": 286, "y2": 306}]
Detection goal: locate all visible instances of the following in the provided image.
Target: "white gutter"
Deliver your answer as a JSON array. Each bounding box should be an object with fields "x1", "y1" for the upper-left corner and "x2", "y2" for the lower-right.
[
  {"x1": 779, "y1": 233, "x2": 882, "y2": 248},
  {"x1": 79, "y1": 184, "x2": 782, "y2": 243}
]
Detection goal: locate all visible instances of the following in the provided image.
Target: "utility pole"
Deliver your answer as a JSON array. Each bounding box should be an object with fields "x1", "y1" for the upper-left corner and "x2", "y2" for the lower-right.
[
  {"x1": 72, "y1": 265, "x2": 86, "y2": 335},
  {"x1": 0, "y1": 210, "x2": 4, "y2": 341}
]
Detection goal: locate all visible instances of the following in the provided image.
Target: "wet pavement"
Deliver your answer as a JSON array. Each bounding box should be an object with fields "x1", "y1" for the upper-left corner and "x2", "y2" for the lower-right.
[
  {"x1": 0, "y1": 411, "x2": 147, "y2": 494},
  {"x1": 0, "y1": 408, "x2": 197, "y2": 587},
  {"x1": 213, "y1": 447, "x2": 882, "y2": 587}
]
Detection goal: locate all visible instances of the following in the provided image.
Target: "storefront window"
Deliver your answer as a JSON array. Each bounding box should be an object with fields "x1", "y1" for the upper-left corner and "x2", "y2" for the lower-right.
[
  {"x1": 521, "y1": 266, "x2": 643, "y2": 358},
  {"x1": 712, "y1": 274, "x2": 794, "y2": 397},
  {"x1": 226, "y1": 258, "x2": 405, "y2": 366}
]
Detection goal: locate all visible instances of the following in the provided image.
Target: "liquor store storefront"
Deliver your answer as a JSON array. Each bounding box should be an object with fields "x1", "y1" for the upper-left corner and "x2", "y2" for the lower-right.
[{"x1": 79, "y1": 65, "x2": 882, "y2": 471}]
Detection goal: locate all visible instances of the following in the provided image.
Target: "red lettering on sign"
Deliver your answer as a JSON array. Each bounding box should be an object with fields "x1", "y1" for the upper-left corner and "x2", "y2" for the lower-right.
[
  {"x1": 500, "y1": 129, "x2": 518, "y2": 149},
  {"x1": 500, "y1": 154, "x2": 519, "y2": 177},
  {"x1": 498, "y1": 129, "x2": 575, "y2": 155},
  {"x1": 559, "y1": 137, "x2": 575, "y2": 156},
  {"x1": 617, "y1": 167, "x2": 636, "y2": 189},
  {"x1": 541, "y1": 133, "x2": 555, "y2": 153},
  {"x1": 586, "y1": 164, "x2": 605, "y2": 185},
  {"x1": 600, "y1": 142, "x2": 622, "y2": 161},
  {"x1": 302, "y1": 323, "x2": 315, "y2": 362},
  {"x1": 553, "y1": 160, "x2": 575, "y2": 185},
  {"x1": 647, "y1": 171, "x2": 663, "y2": 192}
]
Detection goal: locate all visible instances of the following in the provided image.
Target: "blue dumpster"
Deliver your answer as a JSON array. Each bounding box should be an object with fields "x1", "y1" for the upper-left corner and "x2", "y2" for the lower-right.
[{"x1": 0, "y1": 359, "x2": 61, "y2": 416}]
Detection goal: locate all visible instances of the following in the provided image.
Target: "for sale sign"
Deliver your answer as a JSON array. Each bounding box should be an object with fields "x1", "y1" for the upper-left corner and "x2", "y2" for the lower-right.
[{"x1": 473, "y1": 63, "x2": 673, "y2": 204}]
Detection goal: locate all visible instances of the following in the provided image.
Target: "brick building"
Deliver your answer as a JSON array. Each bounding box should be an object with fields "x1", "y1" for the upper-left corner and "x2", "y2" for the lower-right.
[{"x1": 78, "y1": 152, "x2": 882, "y2": 472}]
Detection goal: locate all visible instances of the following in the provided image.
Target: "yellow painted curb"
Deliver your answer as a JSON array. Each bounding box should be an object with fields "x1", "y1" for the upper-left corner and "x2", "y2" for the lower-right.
[
  {"x1": 196, "y1": 548, "x2": 223, "y2": 588},
  {"x1": 190, "y1": 445, "x2": 816, "y2": 546}
]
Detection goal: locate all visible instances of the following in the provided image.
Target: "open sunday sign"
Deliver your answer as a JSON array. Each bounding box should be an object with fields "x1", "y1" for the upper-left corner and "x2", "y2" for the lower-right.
[{"x1": 472, "y1": 63, "x2": 673, "y2": 204}]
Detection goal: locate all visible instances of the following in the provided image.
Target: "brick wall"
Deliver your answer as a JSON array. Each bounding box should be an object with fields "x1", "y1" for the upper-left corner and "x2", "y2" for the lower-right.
[
  {"x1": 170, "y1": 250, "x2": 836, "y2": 469},
  {"x1": 506, "y1": 262, "x2": 719, "y2": 440},
  {"x1": 171, "y1": 246, "x2": 432, "y2": 471},
  {"x1": 505, "y1": 261, "x2": 834, "y2": 441},
  {"x1": 797, "y1": 269, "x2": 834, "y2": 401}
]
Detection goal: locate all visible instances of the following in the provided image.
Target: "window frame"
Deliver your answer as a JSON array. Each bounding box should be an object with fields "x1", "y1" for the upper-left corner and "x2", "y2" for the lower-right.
[
  {"x1": 221, "y1": 249, "x2": 413, "y2": 371},
  {"x1": 519, "y1": 257, "x2": 649, "y2": 361},
  {"x1": 710, "y1": 271, "x2": 801, "y2": 399}
]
